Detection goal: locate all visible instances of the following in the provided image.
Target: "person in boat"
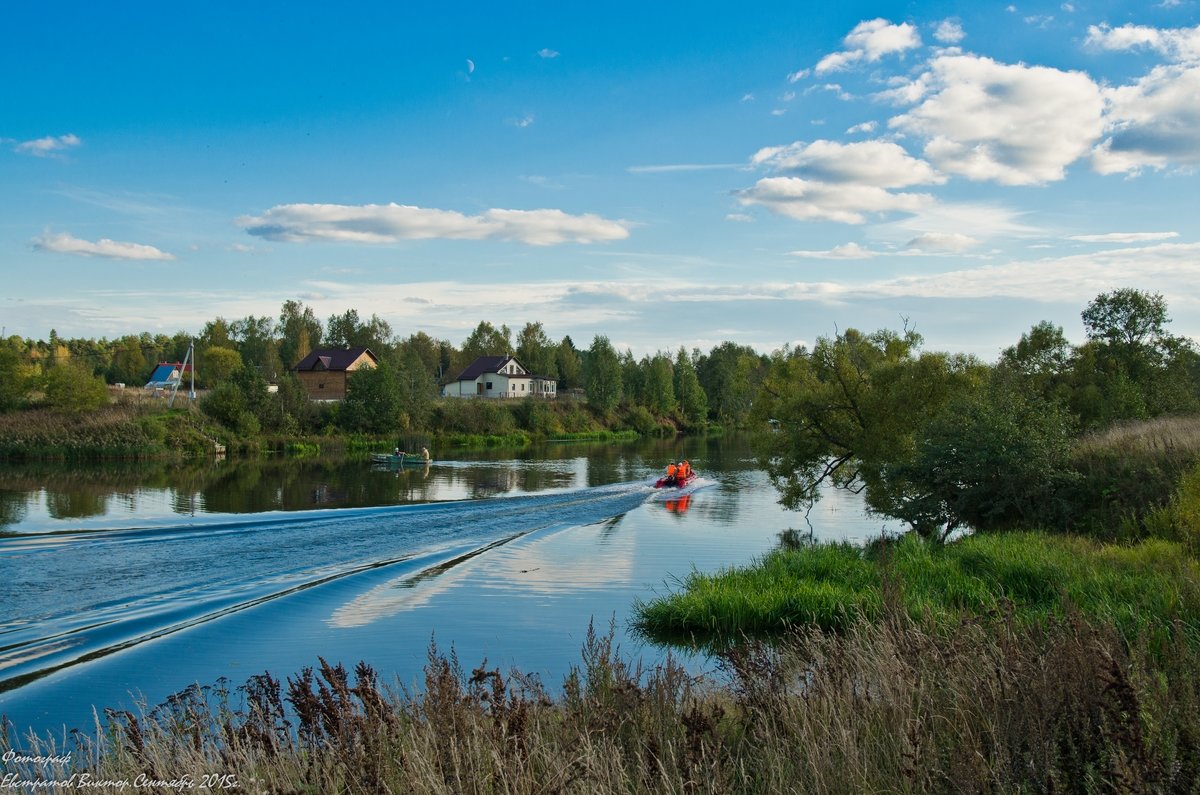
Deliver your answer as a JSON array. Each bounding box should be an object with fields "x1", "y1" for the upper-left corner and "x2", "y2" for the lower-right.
[
  {"x1": 394, "y1": 447, "x2": 402, "y2": 457},
  {"x1": 421, "y1": 446, "x2": 430, "y2": 461},
  {"x1": 665, "y1": 462, "x2": 678, "y2": 482}
]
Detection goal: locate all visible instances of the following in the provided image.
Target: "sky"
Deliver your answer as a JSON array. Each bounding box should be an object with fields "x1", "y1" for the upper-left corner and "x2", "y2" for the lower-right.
[{"x1": 2, "y1": 0, "x2": 1198, "y2": 359}]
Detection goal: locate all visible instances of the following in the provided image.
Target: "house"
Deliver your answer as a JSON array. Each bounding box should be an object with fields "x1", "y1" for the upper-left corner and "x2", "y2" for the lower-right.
[
  {"x1": 144, "y1": 362, "x2": 193, "y2": 390},
  {"x1": 293, "y1": 347, "x2": 379, "y2": 401},
  {"x1": 441, "y1": 355, "x2": 557, "y2": 399}
]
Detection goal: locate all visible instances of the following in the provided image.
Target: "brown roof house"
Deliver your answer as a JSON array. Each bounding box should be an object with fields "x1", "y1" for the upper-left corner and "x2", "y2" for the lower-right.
[
  {"x1": 293, "y1": 347, "x2": 379, "y2": 401},
  {"x1": 441, "y1": 355, "x2": 557, "y2": 399}
]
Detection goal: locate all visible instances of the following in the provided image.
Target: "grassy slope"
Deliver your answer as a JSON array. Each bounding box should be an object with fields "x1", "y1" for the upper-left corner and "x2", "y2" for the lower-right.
[{"x1": 634, "y1": 532, "x2": 1200, "y2": 647}]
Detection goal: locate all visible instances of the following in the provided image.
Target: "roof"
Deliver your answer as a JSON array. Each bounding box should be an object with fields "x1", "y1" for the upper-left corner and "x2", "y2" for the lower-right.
[
  {"x1": 451, "y1": 355, "x2": 526, "y2": 382},
  {"x1": 293, "y1": 347, "x2": 378, "y2": 372},
  {"x1": 144, "y1": 361, "x2": 193, "y2": 388}
]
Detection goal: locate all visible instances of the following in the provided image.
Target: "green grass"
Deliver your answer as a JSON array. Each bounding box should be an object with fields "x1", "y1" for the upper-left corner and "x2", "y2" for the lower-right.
[{"x1": 634, "y1": 531, "x2": 1200, "y2": 649}]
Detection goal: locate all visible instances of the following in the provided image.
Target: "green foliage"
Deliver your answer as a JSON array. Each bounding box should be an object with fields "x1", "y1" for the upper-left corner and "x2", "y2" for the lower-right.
[
  {"x1": 515, "y1": 321, "x2": 557, "y2": 377},
  {"x1": 752, "y1": 329, "x2": 986, "y2": 536},
  {"x1": 325, "y1": 308, "x2": 393, "y2": 352},
  {"x1": 555, "y1": 335, "x2": 583, "y2": 389},
  {"x1": 673, "y1": 347, "x2": 707, "y2": 426},
  {"x1": 456, "y1": 320, "x2": 512, "y2": 372},
  {"x1": 635, "y1": 531, "x2": 1200, "y2": 648},
  {"x1": 42, "y1": 362, "x2": 109, "y2": 412},
  {"x1": 893, "y1": 377, "x2": 1082, "y2": 537},
  {"x1": 642, "y1": 353, "x2": 676, "y2": 416},
  {"x1": 697, "y1": 342, "x2": 766, "y2": 425},
  {"x1": 0, "y1": 344, "x2": 30, "y2": 412},
  {"x1": 200, "y1": 346, "x2": 242, "y2": 386},
  {"x1": 277, "y1": 299, "x2": 323, "y2": 370},
  {"x1": 337, "y1": 361, "x2": 404, "y2": 434},
  {"x1": 584, "y1": 335, "x2": 622, "y2": 413}
]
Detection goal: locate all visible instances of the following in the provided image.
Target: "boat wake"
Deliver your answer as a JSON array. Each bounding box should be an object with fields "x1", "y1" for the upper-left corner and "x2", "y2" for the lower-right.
[{"x1": 0, "y1": 481, "x2": 655, "y2": 693}]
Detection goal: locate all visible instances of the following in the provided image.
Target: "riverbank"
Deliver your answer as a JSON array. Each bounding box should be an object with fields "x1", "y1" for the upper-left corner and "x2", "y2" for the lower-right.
[{"x1": 0, "y1": 398, "x2": 667, "y2": 462}]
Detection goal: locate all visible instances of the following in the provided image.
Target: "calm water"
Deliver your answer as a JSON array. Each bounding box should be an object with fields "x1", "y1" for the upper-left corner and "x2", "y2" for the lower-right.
[{"x1": 0, "y1": 436, "x2": 893, "y2": 739}]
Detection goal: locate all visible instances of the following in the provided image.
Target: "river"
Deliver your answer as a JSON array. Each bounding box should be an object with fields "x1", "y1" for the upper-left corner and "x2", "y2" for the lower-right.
[{"x1": 0, "y1": 435, "x2": 893, "y2": 739}]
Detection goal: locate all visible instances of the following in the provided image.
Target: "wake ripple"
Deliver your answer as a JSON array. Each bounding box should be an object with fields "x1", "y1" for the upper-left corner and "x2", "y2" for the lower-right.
[{"x1": 0, "y1": 481, "x2": 653, "y2": 692}]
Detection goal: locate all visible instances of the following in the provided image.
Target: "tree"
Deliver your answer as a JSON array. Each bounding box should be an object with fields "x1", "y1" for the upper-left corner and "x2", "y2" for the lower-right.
[
  {"x1": 643, "y1": 353, "x2": 677, "y2": 416},
  {"x1": 0, "y1": 344, "x2": 30, "y2": 411},
  {"x1": 459, "y1": 321, "x2": 512, "y2": 368},
  {"x1": 1082, "y1": 288, "x2": 1170, "y2": 352},
  {"x1": 232, "y1": 315, "x2": 282, "y2": 379},
  {"x1": 326, "y1": 309, "x2": 393, "y2": 352},
  {"x1": 338, "y1": 361, "x2": 404, "y2": 434},
  {"x1": 891, "y1": 378, "x2": 1081, "y2": 538},
  {"x1": 201, "y1": 347, "x2": 243, "y2": 386},
  {"x1": 515, "y1": 322, "x2": 557, "y2": 377},
  {"x1": 277, "y1": 300, "x2": 323, "y2": 369},
  {"x1": 42, "y1": 362, "x2": 109, "y2": 412},
  {"x1": 698, "y1": 342, "x2": 767, "y2": 425},
  {"x1": 751, "y1": 328, "x2": 986, "y2": 535},
  {"x1": 584, "y1": 335, "x2": 622, "y2": 412},
  {"x1": 674, "y1": 347, "x2": 707, "y2": 425},
  {"x1": 555, "y1": 336, "x2": 583, "y2": 390}
]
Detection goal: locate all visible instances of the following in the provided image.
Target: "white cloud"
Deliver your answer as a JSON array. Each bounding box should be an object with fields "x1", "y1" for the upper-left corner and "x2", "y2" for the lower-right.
[
  {"x1": 33, "y1": 231, "x2": 175, "y2": 261},
  {"x1": 510, "y1": 114, "x2": 535, "y2": 128},
  {"x1": 538, "y1": 48, "x2": 559, "y2": 58},
  {"x1": 889, "y1": 54, "x2": 1105, "y2": 184},
  {"x1": 771, "y1": 108, "x2": 787, "y2": 116},
  {"x1": 1085, "y1": 23, "x2": 1200, "y2": 63},
  {"x1": 847, "y1": 121, "x2": 878, "y2": 134},
  {"x1": 238, "y1": 202, "x2": 630, "y2": 246},
  {"x1": 1062, "y1": 3, "x2": 1075, "y2": 12},
  {"x1": 737, "y1": 177, "x2": 933, "y2": 224},
  {"x1": 789, "y1": 242, "x2": 876, "y2": 259},
  {"x1": 725, "y1": 213, "x2": 755, "y2": 223},
  {"x1": 1092, "y1": 64, "x2": 1200, "y2": 173},
  {"x1": 1068, "y1": 231, "x2": 1179, "y2": 243},
  {"x1": 752, "y1": 139, "x2": 944, "y2": 188},
  {"x1": 787, "y1": 69, "x2": 810, "y2": 83},
  {"x1": 816, "y1": 19, "x2": 922, "y2": 74},
  {"x1": 905, "y1": 232, "x2": 979, "y2": 252},
  {"x1": 13, "y1": 133, "x2": 81, "y2": 158},
  {"x1": 934, "y1": 19, "x2": 965, "y2": 44}
]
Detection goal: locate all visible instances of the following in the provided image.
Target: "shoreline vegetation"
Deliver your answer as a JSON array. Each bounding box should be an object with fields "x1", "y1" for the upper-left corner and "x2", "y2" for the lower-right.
[{"x1": 7, "y1": 289, "x2": 1200, "y2": 790}]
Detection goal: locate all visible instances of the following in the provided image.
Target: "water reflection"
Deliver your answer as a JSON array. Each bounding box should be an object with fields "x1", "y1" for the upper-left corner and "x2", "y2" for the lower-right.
[{"x1": 0, "y1": 436, "x2": 764, "y2": 534}]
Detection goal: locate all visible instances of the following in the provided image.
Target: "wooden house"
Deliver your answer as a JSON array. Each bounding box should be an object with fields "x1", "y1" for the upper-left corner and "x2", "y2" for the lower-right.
[{"x1": 293, "y1": 347, "x2": 378, "y2": 401}]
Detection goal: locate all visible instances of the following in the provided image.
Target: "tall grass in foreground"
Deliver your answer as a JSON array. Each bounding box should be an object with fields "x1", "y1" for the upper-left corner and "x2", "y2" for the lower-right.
[
  {"x1": 7, "y1": 610, "x2": 1200, "y2": 794},
  {"x1": 633, "y1": 532, "x2": 1200, "y2": 648}
]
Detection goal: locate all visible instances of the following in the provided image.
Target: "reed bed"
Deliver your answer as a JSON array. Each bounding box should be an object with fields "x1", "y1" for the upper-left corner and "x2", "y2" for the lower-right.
[{"x1": 7, "y1": 606, "x2": 1200, "y2": 793}]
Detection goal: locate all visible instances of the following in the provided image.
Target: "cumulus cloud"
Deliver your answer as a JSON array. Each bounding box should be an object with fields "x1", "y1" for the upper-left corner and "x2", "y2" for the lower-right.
[
  {"x1": 1085, "y1": 23, "x2": 1200, "y2": 62},
  {"x1": 752, "y1": 139, "x2": 944, "y2": 188},
  {"x1": 1092, "y1": 64, "x2": 1200, "y2": 174},
  {"x1": 1068, "y1": 231, "x2": 1179, "y2": 243},
  {"x1": 13, "y1": 133, "x2": 81, "y2": 157},
  {"x1": 789, "y1": 242, "x2": 876, "y2": 259},
  {"x1": 737, "y1": 177, "x2": 933, "y2": 224},
  {"x1": 816, "y1": 18, "x2": 922, "y2": 74},
  {"x1": 742, "y1": 140, "x2": 942, "y2": 224},
  {"x1": 538, "y1": 48, "x2": 559, "y2": 58},
  {"x1": 934, "y1": 19, "x2": 965, "y2": 44},
  {"x1": 33, "y1": 231, "x2": 175, "y2": 261},
  {"x1": 889, "y1": 54, "x2": 1105, "y2": 184},
  {"x1": 847, "y1": 121, "x2": 878, "y2": 134},
  {"x1": 238, "y1": 202, "x2": 630, "y2": 246}
]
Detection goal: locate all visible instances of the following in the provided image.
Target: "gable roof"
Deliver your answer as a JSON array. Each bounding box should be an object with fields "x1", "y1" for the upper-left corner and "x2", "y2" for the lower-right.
[
  {"x1": 451, "y1": 355, "x2": 524, "y2": 382},
  {"x1": 145, "y1": 361, "x2": 193, "y2": 388},
  {"x1": 293, "y1": 347, "x2": 378, "y2": 372}
]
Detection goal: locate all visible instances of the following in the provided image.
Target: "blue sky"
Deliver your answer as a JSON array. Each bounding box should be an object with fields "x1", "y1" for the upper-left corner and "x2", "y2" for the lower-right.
[{"x1": 2, "y1": 0, "x2": 1197, "y2": 358}]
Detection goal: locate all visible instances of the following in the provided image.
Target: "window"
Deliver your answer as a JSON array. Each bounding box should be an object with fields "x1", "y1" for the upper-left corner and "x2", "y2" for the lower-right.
[
  {"x1": 521, "y1": 383, "x2": 525, "y2": 391},
  {"x1": 486, "y1": 381, "x2": 493, "y2": 390}
]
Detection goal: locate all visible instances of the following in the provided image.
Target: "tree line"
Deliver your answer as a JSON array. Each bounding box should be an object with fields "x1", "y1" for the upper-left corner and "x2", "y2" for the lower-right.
[
  {"x1": 753, "y1": 288, "x2": 1200, "y2": 540},
  {"x1": 0, "y1": 300, "x2": 771, "y2": 434}
]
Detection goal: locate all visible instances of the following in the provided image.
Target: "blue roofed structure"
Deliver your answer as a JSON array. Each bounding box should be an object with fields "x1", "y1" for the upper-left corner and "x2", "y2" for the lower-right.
[{"x1": 145, "y1": 362, "x2": 192, "y2": 389}]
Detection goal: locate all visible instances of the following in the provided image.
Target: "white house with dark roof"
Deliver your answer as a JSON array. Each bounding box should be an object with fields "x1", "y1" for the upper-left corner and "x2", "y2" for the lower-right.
[{"x1": 441, "y1": 355, "x2": 557, "y2": 399}]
